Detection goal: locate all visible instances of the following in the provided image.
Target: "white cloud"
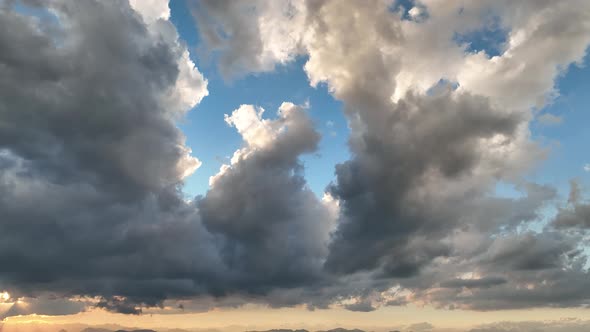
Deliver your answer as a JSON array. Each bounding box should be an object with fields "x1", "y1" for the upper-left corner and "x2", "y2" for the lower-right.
[
  {"x1": 538, "y1": 113, "x2": 563, "y2": 126},
  {"x1": 130, "y1": 0, "x2": 208, "y2": 116},
  {"x1": 168, "y1": 50, "x2": 209, "y2": 113},
  {"x1": 408, "y1": 6, "x2": 424, "y2": 20},
  {"x1": 224, "y1": 105, "x2": 276, "y2": 150},
  {"x1": 129, "y1": 0, "x2": 170, "y2": 23}
]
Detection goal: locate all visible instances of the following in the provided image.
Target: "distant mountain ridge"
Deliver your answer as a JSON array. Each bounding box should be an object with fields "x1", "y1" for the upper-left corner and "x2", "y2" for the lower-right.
[
  {"x1": 246, "y1": 329, "x2": 310, "y2": 332},
  {"x1": 5, "y1": 325, "x2": 404, "y2": 332},
  {"x1": 80, "y1": 329, "x2": 157, "y2": 332},
  {"x1": 80, "y1": 328, "x2": 113, "y2": 332},
  {"x1": 247, "y1": 329, "x2": 369, "y2": 332}
]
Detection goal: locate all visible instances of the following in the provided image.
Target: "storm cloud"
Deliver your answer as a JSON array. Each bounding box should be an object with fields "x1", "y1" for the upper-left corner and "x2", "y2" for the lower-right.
[{"x1": 0, "y1": 0, "x2": 216, "y2": 314}]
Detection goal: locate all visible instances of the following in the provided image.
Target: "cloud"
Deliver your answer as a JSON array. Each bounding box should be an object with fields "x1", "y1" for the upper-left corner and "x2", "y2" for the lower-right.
[
  {"x1": 324, "y1": 89, "x2": 526, "y2": 277},
  {"x1": 343, "y1": 300, "x2": 376, "y2": 312},
  {"x1": 96, "y1": 296, "x2": 143, "y2": 315},
  {"x1": 0, "y1": 295, "x2": 86, "y2": 320},
  {"x1": 553, "y1": 181, "x2": 590, "y2": 229},
  {"x1": 129, "y1": 0, "x2": 170, "y2": 23},
  {"x1": 0, "y1": 0, "x2": 334, "y2": 314},
  {"x1": 198, "y1": 102, "x2": 334, "y2": 296},
  {"x1": 439, "y1": 277, "x2": 507, "y2": 289},
  {"x1": 0, "y1": 0, "x2": 213, "y2": 315},
  {"x1": 538, "y1": 113, "x2": 564, "y2": 126},
  {"x1": 193, "y1": 0, "x2": 590, "y2": 312},
  {"x1": 190, "y1": 0, "x2": 306, "y2": 78}
]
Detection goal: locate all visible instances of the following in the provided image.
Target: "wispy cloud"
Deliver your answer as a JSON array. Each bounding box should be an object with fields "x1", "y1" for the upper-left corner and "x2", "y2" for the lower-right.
[{"x1": 538, "y1": 113, "x2": 563, "y2": 126}]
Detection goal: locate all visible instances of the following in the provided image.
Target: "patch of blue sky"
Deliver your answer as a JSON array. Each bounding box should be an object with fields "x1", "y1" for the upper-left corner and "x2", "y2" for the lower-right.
[
  {"x1": 12, "y1": 0, "x2": 57, "y2": 21},
  {"x1": 426, "y1": 78, "x2": 460, "y2": 96},
  {"x1": 170, "y1": 1, "x2": 350, "y2": 198},
  {"x1": 454, "y1": 14, "x2": 508, "y2": 57},
  {"x1": 390, "y1": 0, "x2": 428, "y2": 22},
  {"x1": 501, "y1": 52, "x2": 590, "y2": 232},
  {"x1": 12, "y1": 0, "x2": 61, "y2": 44},
  {"x1": 490, "y1": 51, "x2": 590, "y2": 235},
  {"x1": 528, "y1": 51, "x2": 590, "y2": 200},
  {"x1": 493, "y1": 181, "x2": 524, "y2": 199},
  {"x1": 390, "y1": 0, "x2": 414, "y2": 15}
]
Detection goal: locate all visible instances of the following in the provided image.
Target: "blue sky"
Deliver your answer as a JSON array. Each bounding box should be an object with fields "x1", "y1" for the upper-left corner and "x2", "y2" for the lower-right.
[{"x1": 529, "y1": 57, "x2": 590, "y2": 197}]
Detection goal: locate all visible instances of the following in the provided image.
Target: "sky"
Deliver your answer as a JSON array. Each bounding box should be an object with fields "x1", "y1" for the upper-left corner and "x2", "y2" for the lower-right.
[{"x1": 1, "y1": 1, "x2": 590, "y2": 331}]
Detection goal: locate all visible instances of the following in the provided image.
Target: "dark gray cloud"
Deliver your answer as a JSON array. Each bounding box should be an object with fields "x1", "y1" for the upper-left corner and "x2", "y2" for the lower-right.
[
  {"x1": 418, "y1": 230, "x2": 590, "y2": 311},
  {"x1": 0, "y1": 0, "x2": 201, "y2": 198},
  {"x1": 343, "y1": 300, "x2": 375, "y2": 312},
  {"x1": 197, "y1": 102, "x2": 333, "y2": 295},
  {"x1": 439, "y1": 277, "x2": 507, "y2": 289},
  {"x1": 0, "y1": 0, "x2": 331, "y2": 312},
  {"x1": 97, "y1": 297, "x2": 143, "y2": 315},
  {"x1": 0, "y1": 0, "x2": 218, "y2": 315},
  {"x1": 325, "y1": 90, "x2": 524, "y2": 277}
]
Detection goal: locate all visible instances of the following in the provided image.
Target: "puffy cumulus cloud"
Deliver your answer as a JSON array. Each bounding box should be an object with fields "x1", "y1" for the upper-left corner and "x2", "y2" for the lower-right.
[
  {"x1": 191, "y1": 0, "x2": 307, "y2": 78},
  {"x1": 0, "y1": 0, "x2": 206, "y2": 197},
  {"x1": 193, "y1": 0, "x2": 590, "y2": 108},
  {"x1": 453, "y1": 0, "x2": 590, "y2": 110},
  {"x1": 199, "y1": 102, "x2": 334, "y2": 296},
  {"x1": 129, "y1": 0, "x2": 170, "y2": 23},
  {"x1": 324, "y1": 89, "x2": 527, "y2": 277},
  {"x1": 192, "y1": 0, "x2": 590, "y2": 312}
]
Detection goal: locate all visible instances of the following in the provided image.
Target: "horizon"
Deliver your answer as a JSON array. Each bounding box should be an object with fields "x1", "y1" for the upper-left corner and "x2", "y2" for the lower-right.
[{"x1": 3, "y1": 319, "x2": 590, "y2": 332}]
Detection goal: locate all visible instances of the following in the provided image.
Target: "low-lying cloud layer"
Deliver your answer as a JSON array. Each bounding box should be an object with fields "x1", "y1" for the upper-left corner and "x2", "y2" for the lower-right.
[{"x1": 1, "y1": 0, "x2": 590, "y2": 319}]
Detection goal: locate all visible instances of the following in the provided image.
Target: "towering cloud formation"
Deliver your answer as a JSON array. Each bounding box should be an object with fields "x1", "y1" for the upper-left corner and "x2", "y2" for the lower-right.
[
  {"x1": 199, "y1": 102, "x2": 333, "y2": 294},
  {"x1": 1, "y1": 0, "x2": 590, "y2": 318},
  {"x1": 0, "y1": 0, "x2": 213, "y2": 316},
  {"x1": 194, "y1": 0, "x2": 590, "y2": 311}
]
